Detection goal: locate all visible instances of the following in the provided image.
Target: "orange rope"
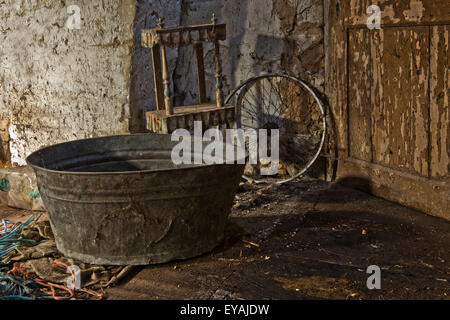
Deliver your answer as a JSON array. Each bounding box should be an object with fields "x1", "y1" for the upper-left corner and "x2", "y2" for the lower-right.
[
  {"x1": 34, "y1": 277, "x2": 75, "y2": 300},
  {"x1": 0, "y1": 223, "x2": 15, "y2": 232},
  {"x1": 51, "y1": 260, "x2": 76, "y2": 291},
  {"x1": 8, "y1": 261, "x2": 103, "y2": 300},
  {"x1": 8, "y1": 262, "x2": 34, "y2": 279}
]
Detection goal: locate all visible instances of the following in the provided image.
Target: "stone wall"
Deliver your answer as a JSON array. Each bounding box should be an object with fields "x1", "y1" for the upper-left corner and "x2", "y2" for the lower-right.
[
  {"x1": 0, "y1": 0, "x2": 324, "y2": 165},
  {"x1": 172, "y1": 0, "x2": 324, "y2": 107},
  {"x1": 131, "y1": 0, "x2": 324, "y2": 127},
  {"x1": 129, "y1": 0, "x2": 181, "y2": 133},
  {"x1": 0, "y1": 119, "x2": 10, "y2": 167},
  {"x1": 0, "y1": 0, "x2": 136, "y2": 166}
]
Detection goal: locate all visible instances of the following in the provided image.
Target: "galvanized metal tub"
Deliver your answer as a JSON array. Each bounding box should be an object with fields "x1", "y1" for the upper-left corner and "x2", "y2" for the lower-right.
[{"x1": 26, "y1": 134, "x2": 244, "y2": 265}]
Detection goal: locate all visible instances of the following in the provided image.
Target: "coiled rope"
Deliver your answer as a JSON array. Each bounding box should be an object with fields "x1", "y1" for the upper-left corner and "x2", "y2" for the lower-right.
[
  {"x1": 0, "y1": 213, "x2": 103, "y2": 300},
  {"x1": 0, "y1": 213, "x2": 42, "y2": 260}
]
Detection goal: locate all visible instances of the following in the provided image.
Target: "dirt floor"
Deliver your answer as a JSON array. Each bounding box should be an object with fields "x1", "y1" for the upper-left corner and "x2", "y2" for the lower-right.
[{"x1": 2, "y1": 179, "x2": 449, "y2": 300}]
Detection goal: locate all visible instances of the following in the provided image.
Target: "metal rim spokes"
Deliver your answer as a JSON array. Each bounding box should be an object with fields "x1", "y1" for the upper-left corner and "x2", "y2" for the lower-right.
[{"x1": 226, "y1": 74, "x2": 326, "y2": 184}]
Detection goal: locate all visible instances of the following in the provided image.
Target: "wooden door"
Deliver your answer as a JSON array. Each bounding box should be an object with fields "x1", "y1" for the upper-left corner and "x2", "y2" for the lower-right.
[{"x1": 325, "y1": 0, "x2": 449, "y2": 219}]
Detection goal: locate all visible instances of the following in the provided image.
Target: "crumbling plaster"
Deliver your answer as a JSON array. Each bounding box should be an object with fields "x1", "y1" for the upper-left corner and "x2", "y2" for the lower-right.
[
  {"x1": 0, "y1": 0, "x2": 136, "y2": 165},
  {"x1": 1, "y1": 0, "x2": 324, "y2": 165},
  {"x1": 171, "y1": 0, "x2": 324, "y2": 107}
]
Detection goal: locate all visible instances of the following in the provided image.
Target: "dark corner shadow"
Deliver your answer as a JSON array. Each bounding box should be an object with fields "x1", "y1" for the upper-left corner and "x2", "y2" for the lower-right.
[
  {"x1": 209, "y1": 220, "x2": 246, "y2": 255},
  {"x1": 335, "y1": 176, "x2": 373, "y2": 195},
  {"x1": 292, "y1": 176, "x2": 374, "y2": 205}
]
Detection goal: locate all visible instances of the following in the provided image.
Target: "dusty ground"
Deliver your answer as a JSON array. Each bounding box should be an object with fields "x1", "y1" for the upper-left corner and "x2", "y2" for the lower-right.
[{"x1": 2, "y1": 179, "x2": 449, "y2": 300}]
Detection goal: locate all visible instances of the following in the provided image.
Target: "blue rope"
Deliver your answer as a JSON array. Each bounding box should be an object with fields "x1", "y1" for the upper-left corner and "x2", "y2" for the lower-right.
[
  {"x1": 0, "y1": 213, "x2": 81, "y2": 300},
  {"x1": 0, "y1": 261, "x2": 44, "y2": 299},
  {"x1": 0, "y1": 214, "x2": 47, "y2": 299},
  {"x1": 0, "y1": 213, "x2": 42, "y2": 260},
  {"x1": 0, "y1": 219, "x2": 21, "y2": 235}
]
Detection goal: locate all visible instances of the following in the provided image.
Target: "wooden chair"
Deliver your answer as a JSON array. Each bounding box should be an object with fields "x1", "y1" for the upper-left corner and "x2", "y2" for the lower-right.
[{"x1": 142, "y1": 14, "x2": 235, "y2": 134}]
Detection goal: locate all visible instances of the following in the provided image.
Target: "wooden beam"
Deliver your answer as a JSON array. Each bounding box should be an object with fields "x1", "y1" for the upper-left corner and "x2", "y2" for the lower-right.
[{"x1": 336, "y1": 158, "x2": 449, "y2": 220}]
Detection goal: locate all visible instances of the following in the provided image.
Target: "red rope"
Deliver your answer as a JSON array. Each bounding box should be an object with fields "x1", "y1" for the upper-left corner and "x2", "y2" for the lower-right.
[
  {"x1": 0, "y1": 222, "x2": 18, "y2": 233},
  {"x1": 8, "y1": 261, "x2": 103, "y2": 300}
]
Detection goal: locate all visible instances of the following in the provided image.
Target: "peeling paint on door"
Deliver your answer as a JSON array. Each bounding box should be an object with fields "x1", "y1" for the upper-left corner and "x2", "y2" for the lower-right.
[{"x1": 325, "y1": 0, "x2": 450, "y2": 219}]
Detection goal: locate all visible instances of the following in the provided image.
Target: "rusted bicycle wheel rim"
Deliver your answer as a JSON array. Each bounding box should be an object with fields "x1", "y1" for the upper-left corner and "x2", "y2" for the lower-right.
[{"x1": 225, "y1": 74, "x2": 326, "y2": 184}]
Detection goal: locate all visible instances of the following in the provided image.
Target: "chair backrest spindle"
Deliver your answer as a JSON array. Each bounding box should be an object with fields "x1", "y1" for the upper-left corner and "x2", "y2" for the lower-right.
[{"x1": 142, "y1": 14, "x2": 227, "y2": 113}]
